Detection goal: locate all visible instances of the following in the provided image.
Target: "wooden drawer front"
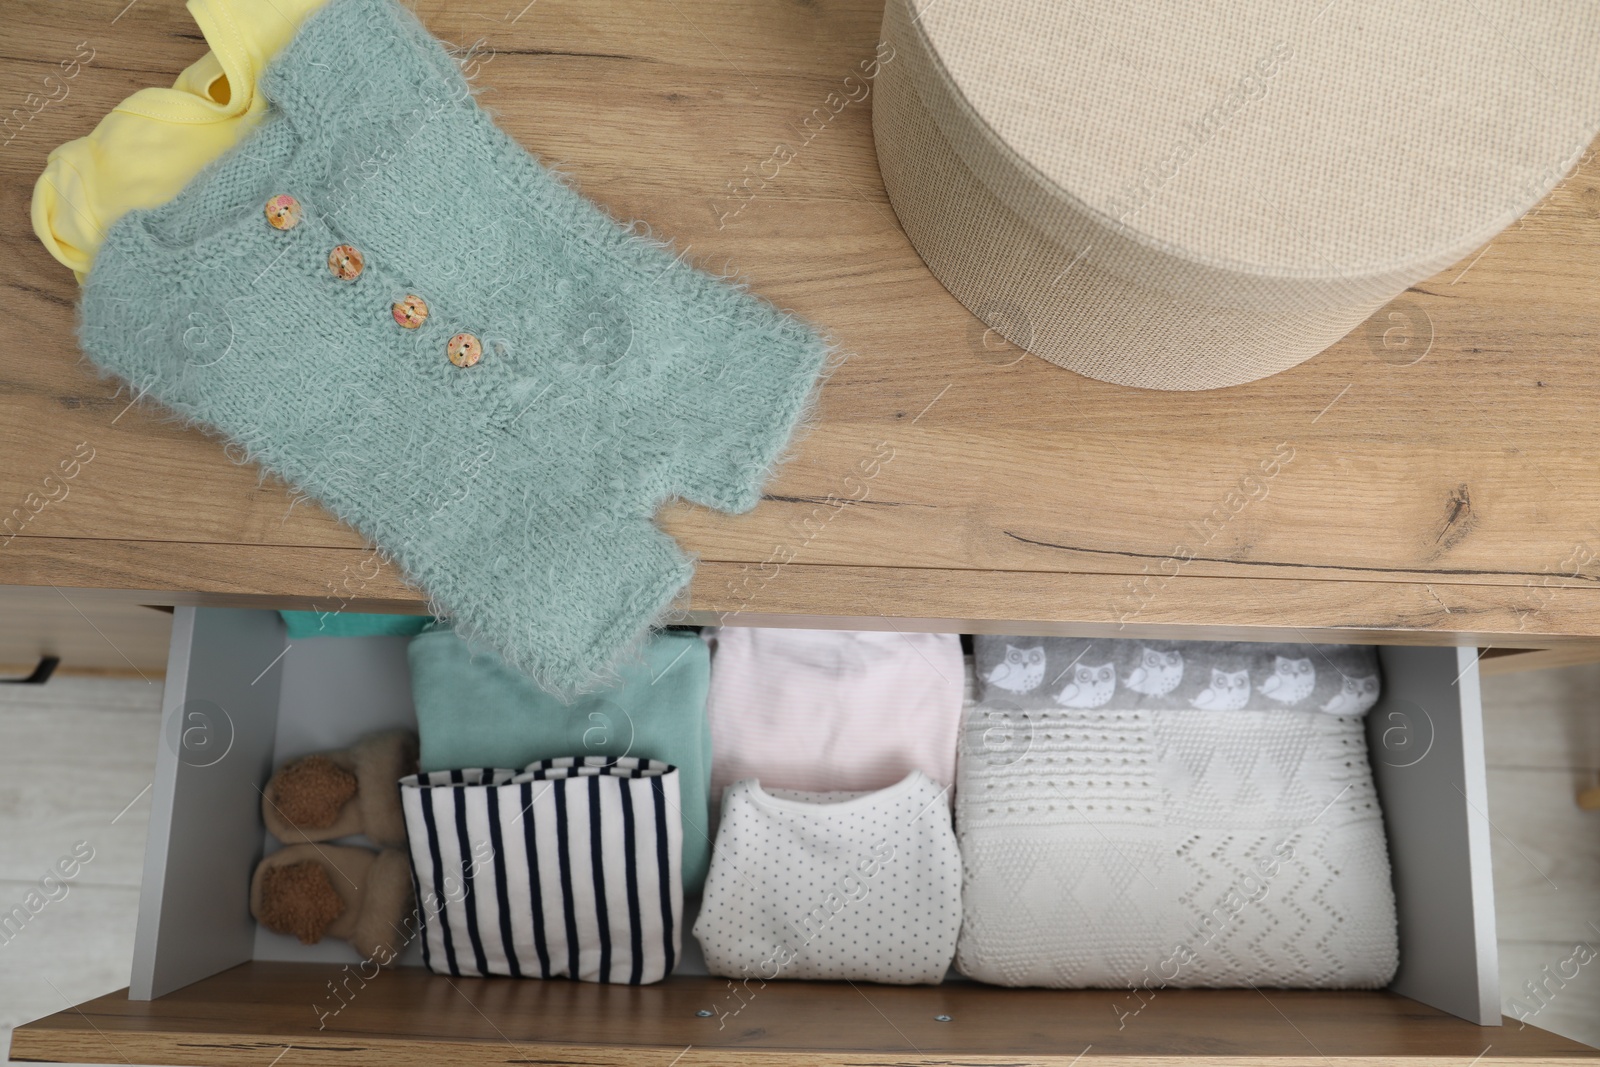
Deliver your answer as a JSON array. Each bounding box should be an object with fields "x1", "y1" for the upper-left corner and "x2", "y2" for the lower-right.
[
  {"x1": 15, "y1": 964, "x2": 1597, "y2": 1067},
  {"x1": 14, "y1": 610, "x2": 1598, "y2": 1064}
]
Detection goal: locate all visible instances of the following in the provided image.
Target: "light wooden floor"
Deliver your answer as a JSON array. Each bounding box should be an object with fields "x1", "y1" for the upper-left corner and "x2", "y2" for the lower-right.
[
  {"x1": 1, "y1": 664, "x2": 1597, "y2": 1059},
  {"x1": 1482, "y1": 664, "x2": 1600, "y2": 1048},
  {"x1": 0, "y1": 675, "x2": 162, "y2": 1064}
]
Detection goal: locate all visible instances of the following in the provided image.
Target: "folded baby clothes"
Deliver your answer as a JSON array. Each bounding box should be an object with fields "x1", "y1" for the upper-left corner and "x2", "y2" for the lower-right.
[
  {"x1": 706, "y1": 627, "x2": 964, "y2": 801},
  {"x1": 76, "y1": 0, "x2": 829, "y2": 694},
  {"x1": 401, "y1": 757, "x2": 681, "y2": 983},
  {"x1": 957, "y1": 640, "x2": 1399, "y2": 989},
  {"x1": 279, "y1": 610, "x2": 431, "y2": 639},
  {"x1": 695, "y1": 771, "x2": 961, "y2": 984},
  {"x1": 975, "y1": 637, "x2": 1382, "y2": 716},
  {"x1": 408, "y1": 625, "x2": 712, "y2": 891}
]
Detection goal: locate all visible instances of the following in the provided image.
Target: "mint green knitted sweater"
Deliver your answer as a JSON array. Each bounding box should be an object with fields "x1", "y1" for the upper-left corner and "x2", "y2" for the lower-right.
[{"x1": 78, "y1": 0, "x2": 828, "y2": 691}]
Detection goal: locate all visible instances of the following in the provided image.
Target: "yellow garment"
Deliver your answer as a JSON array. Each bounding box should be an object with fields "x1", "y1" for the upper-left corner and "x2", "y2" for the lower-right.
[{"x1": 32, "y1": 0, "x2": 328, "y2": 283}]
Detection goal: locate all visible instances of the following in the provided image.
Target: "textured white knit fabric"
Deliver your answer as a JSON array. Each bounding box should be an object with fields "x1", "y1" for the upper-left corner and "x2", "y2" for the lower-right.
[
  {"x1": 705, "y1": 627, "x2": 964, "y2": 800},
  {"x1": 956, "y1": 704, "x2": 1398, "y2": 989},
  {"x1": 695, "y1": 771, "x2": 962, "y2": 984}
]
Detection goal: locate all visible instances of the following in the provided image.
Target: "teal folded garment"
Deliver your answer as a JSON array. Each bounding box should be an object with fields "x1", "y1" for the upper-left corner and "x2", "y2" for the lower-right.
[
  {"x1": 280, "y1": 611, "x2": 433, "y2": 639},
  {"x1": 408, "y1": 626, "x2": 713, "y2": 891}
]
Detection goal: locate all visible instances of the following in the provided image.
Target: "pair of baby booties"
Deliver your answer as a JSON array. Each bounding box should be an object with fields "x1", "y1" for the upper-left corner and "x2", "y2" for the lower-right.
[{"x1": 248, "y1": 730, "x2": 418, "y2": 964}]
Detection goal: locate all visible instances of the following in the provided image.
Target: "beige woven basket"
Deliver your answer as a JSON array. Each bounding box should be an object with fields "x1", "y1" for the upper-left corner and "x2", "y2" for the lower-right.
[{"x1": 873, "y1": 0, "x2": 1600, "y2": 390}]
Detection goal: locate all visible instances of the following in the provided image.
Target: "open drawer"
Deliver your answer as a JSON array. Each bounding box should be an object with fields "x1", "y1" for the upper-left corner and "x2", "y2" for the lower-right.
[{"x1": 13, "y1": 608, "x2": 1600, "y2": 1065}]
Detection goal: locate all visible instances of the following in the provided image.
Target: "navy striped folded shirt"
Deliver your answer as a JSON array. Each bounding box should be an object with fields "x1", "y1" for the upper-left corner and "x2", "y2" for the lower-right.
[{"x1": 400, "y1": 756, "x2": 683, "y2": 983}]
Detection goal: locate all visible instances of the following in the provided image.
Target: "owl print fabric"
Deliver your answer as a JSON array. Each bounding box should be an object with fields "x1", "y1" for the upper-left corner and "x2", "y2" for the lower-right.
[{"x1": 974, "y1": 638, "x2": 1382, "y2": 716}]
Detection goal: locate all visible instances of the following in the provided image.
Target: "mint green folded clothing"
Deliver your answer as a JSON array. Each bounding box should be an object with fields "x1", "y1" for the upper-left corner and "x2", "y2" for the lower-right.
[
  {"x1": 280, "y1": 611, "x2": 433, "y2": 639},
  {"x1": 408, "y1": 626, "x2": 713, "y2": 891}
]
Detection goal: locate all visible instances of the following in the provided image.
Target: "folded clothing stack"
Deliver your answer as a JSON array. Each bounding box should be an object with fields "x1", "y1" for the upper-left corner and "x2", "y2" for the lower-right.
[
  {"x1": 408, "y1": 625, "x2": 713, "y2": 890},
  {"x1": 977, "y1": 638, "x2": 1382, "y2": 715},
  {"x1": 695, "y1": 771, "x2": 961, "y2": 985},
  {"x1": 401, "y1": 756, "x2": 682, "y2": 984},
  {"x1": 279, "y1": 610, "x2": 432, "y2": 639},
  {"x1": 957, "y1": 636, "x2": 1398, "y2": 989},
  {"x1": 690, "y1": 628, "x2": 966, "y2": 985},
  {"x1": 705, "y1": 627, "x2": 965, "y2": 800}
]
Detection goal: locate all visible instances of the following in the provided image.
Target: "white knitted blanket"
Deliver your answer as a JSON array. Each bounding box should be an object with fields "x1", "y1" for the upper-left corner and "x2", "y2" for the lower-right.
[{"x1": 955, "y1": 701, "x2": 1399, "y2": 988}]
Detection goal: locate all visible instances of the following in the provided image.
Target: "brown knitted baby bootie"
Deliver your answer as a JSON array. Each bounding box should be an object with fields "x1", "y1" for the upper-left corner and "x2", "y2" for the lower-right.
[
  {"x1": 262, "y1": 730, "x2": 418, "y2": 848},
  {"x1": 250, "y1": 844, "x2": 413, "y2": 964},
  {"x1": 258, "y1": 858, "x2": 346, "y2": 943}
]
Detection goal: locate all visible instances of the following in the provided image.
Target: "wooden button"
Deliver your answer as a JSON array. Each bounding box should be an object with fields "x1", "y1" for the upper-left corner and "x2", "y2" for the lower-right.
[
  {"x1": 264, "y1": 195, "x2": 302, "y2": 230},
  {"x1": 327, "y1": 245, "x2": 364, "y2": 280},
  {"x1": 392, "y1": 295, "x2": 429, "y2": 329},
  {"x1": 447, "y1": 333, "x2": 482, "y2": 368}
]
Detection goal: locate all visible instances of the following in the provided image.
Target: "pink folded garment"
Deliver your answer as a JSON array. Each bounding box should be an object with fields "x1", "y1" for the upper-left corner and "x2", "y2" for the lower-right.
[{"x1": 705, "y1": 627, "x2": 964, "y2": 802}]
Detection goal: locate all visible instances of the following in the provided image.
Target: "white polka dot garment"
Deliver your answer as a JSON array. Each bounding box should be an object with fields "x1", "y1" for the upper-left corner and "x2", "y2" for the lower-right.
[{"x1": 694, "y1": 771, "x2": 962, "y2": 984}]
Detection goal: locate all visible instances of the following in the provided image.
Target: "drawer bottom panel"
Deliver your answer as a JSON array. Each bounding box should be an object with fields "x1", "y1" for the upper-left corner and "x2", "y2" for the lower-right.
[{"x1": 13, "y1": 960, "x2": 1600, "y2": 1066}]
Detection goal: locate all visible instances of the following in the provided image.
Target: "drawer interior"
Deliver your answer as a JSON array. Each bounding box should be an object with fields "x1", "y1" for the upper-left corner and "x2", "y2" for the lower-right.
[{"x1": 117, "y1": 610, "x2": 1508, "y2": 1041}]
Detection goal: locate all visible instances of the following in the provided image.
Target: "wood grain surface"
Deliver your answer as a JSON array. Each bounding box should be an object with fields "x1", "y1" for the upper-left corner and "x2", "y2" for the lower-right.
[
  {"x1": 13, "y1": 962, "x2": 1600, "y2": 1065},
  {"x1": 4, "y1": 0, "x2": 1600, "y2": 643},
  {"x1": 0, "y1": 587, "x2": 170, "y2": 676}
]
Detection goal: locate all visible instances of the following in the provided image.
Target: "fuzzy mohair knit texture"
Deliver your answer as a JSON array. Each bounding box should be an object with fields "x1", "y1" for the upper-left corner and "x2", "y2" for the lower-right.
[{"x1": 78, "y1": 0, "x2": 830, "y2": 692}]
